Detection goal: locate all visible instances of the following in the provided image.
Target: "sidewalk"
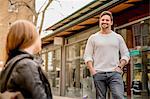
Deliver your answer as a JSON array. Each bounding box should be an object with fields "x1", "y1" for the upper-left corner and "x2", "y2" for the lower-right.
[{"x1": 54, "y1": 96, "x2": 81, "y2": 99}]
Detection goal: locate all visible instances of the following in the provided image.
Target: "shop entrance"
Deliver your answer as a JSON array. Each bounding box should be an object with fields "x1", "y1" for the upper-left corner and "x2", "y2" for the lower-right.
[{"x1": 65, "y1": 40, "x2": 89, "y2": 97}]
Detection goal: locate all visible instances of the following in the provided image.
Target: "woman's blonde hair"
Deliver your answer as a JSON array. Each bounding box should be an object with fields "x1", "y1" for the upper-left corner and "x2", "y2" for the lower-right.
[{"x1": 6, "y1": 20, "x2": 38, "y2": 56}]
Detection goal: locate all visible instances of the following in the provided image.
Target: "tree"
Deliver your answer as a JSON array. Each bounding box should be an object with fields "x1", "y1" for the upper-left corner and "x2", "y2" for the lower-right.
[{"x1": 8, "y1": 0, "x2": 53, "y2": 34}]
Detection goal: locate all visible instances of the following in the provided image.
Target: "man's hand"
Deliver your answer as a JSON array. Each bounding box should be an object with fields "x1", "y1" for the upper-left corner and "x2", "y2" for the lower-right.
[
  {"x1": 91, "y1": 69, "x2": 97, "y2": 75},
  {"x1": 0, "y1": 91, "x2": 24, "y2": 99},
  {"x1": 86, "y1": 61, "x2": 96, "y2": 75},
  {"x1": 114, "y1": 66, "x2": 123, "y2": 73}
]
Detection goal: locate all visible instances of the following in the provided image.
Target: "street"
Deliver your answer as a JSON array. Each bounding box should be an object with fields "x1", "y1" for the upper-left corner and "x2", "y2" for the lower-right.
[{"x1": 54, "y1": 96, "x2": 81, "y2": 99}]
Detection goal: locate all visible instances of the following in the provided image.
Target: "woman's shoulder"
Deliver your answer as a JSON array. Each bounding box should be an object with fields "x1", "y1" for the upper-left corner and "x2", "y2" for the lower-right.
[
  {"x1": 15, "y1": 55, "x2": 39, "y2": 69},
  {"x1": 10, "y1": 54, "x2": 40, "y2": 80},
  {"x1": 5, "y1": 53, "x2": 38, "y2": 72}
]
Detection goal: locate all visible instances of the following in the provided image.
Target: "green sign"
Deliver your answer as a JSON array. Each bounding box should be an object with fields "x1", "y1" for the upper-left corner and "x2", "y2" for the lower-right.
[{"x1": 130, "y1": 50, "x2": 140, "y2": 56}]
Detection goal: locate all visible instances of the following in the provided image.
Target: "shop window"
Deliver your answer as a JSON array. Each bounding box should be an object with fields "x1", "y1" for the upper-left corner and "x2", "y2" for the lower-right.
[
  {"x1": 132, "y1": 20, "x2": 150, "y2": 46},
  {"x1": 135, "y1": 35, "x2": 141, "y2": 46},
  {"x1": 130, "y1": 46, "x2": 150, "y2": 97},
  {"x1": 41, "y1": 54, "x2": 46, "y2": 70},
  {"x1": 65, "y1": 41, "x2": 88, "y2": 97},
  {"x1": 48, "y1": 52, "x2": 53, "y2": 71},
  {"x1": 143, "y1": 36, "x2": 148, "y2": 46}
]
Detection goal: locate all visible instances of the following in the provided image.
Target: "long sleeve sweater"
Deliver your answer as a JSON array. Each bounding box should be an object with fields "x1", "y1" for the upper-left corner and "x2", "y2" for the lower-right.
[{"x1": 84, "y1": 31, "x2": 130, "y2": 72}]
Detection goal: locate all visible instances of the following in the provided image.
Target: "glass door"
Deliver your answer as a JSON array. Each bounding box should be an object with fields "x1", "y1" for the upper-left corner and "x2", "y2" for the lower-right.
[
  {"x1": 65, "y1": 43, "x2": 81, "y2": 97},
  {"x1": 47, "y1": 49, "x2": 61, "y2": 95},
  {"x1": 65, "y1": 40, "x2": 88, "y2": 98}
]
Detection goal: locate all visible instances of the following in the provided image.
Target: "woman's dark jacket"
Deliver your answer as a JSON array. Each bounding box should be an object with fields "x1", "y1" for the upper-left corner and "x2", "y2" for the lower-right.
[{"x1": 0, "y1": 51, "x2": 52, "y2": 99}]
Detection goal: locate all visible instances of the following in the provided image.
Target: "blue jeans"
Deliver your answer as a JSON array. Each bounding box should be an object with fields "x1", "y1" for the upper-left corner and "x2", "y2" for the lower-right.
[{"x1": 93, "y1": 72, "x2": 124, "y2": 99}]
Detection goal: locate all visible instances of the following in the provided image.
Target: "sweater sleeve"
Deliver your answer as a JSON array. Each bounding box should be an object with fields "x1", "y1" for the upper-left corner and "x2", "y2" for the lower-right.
[
  {"x1": 83, "y1": 35, "x2": 94, "y2": 64},
  {"x1": 119, "y1": 36, "x2": 130, "y2": 63}
]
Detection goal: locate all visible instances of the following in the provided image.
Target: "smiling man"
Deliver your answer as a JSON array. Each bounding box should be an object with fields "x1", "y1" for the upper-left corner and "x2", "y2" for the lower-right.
[{"x1": 84, "y1": 11, "x2": 130, "y2": 99}]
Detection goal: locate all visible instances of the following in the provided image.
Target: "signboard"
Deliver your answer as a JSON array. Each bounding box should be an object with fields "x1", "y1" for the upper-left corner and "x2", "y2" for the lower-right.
[
  {"x1": 130, "y1": 50, "x2": 140, "y2": 56},
  {"x1": 54, "y1": 37, "x2": 63, "y2": 46}
]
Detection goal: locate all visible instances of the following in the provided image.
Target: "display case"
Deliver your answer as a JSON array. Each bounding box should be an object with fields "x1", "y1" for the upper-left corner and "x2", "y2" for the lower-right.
[
  {"x1": 142, "y1": 47, "x2": 150, "y2": 96},
  {"x1": 130, "y1": 48, "x2": 142, "y2": 96},
  {"x1": 130, "y1": 46, "x2": 150, "y2": 98}
]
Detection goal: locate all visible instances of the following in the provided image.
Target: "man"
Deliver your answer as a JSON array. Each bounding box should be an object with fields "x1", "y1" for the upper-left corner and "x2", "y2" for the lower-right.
[{"x1": 84, "y1": 11, "x2": 130, "y2": 99}]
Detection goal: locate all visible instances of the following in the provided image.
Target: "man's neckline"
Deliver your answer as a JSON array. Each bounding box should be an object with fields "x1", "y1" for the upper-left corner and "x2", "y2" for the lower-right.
[{"x1": 99, "y1": 31, "x2": 113, "y2": 36}]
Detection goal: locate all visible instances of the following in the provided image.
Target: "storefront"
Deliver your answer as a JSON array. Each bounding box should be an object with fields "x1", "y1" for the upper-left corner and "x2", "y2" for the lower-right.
[
  {"x1": 63, "y1": 17, "x2": 150, "y2": 98},
  {"x1": 42, "y1": 0, "x2": 150, "y2": 98},
  {"x1": 64, "y1": 26, "x2": 99, "y2": 98},
  {"x1": 42, "y1": 26, "x2": 99, "y2": 97},
  {"x1": 41, "y1": 45, "x2": 61, "y2": 95},
  {"x1": 115, "y1": 17, "x2": 150, "y2": 98}
]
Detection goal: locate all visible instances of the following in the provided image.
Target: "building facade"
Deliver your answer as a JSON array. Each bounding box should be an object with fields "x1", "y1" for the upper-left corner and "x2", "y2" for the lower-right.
[
  {"x1": 42, "y1": 0, "x2": 150, "y2": 98},
  {"x1": 0, "y1": 0, "x2": 35, "y2": 66}
]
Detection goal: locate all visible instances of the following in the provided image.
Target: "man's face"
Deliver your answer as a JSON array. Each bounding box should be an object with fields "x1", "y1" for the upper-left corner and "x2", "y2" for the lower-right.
[{"x1": 99, "y1": 15, "x2": 113, "y2": 29}]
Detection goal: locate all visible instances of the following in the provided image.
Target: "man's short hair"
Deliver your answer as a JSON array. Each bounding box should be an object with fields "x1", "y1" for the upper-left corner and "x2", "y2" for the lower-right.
[{"x1": 99, "y1": 11, "x2": 113, "y2": 21}]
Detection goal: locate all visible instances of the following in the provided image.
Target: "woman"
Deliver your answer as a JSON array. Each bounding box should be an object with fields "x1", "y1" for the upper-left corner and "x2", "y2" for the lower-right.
[{"x1": 0, "y1": 20, "x2": 52, "y2": 99}]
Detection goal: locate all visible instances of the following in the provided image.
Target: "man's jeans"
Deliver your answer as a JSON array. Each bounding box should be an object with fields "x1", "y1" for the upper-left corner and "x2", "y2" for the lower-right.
[{"x1": 93, "y1": 72, "x2": 124, "y2": 99}]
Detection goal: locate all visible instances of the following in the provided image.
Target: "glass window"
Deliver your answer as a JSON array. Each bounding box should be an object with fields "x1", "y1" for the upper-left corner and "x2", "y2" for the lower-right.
[
  {"x1": 132, "y1": 19, "x2": 150, "y2": 46},
  {"x1": 65, "y1": 40, "x2": 95, "y2": 98},
  {"x1": 41, "y1": 54, "x2": 46, "y2": 70},
  {"x1": 46, "y1": 48, "x2": 61, "y2": 95},
  {"x1": 48, "y1": 51, "x2": 53, "y2": 71}
]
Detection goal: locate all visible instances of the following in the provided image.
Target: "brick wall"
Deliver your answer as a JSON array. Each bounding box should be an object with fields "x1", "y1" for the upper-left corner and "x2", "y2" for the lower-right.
[{"x1": 0, "y1": 0, "x2": 35, "y2": 65}]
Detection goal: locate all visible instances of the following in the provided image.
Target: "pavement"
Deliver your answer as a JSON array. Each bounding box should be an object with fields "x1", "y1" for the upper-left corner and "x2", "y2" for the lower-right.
[{"x1": 54, "y1": 96, "x2": 81, "y2": 99}]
